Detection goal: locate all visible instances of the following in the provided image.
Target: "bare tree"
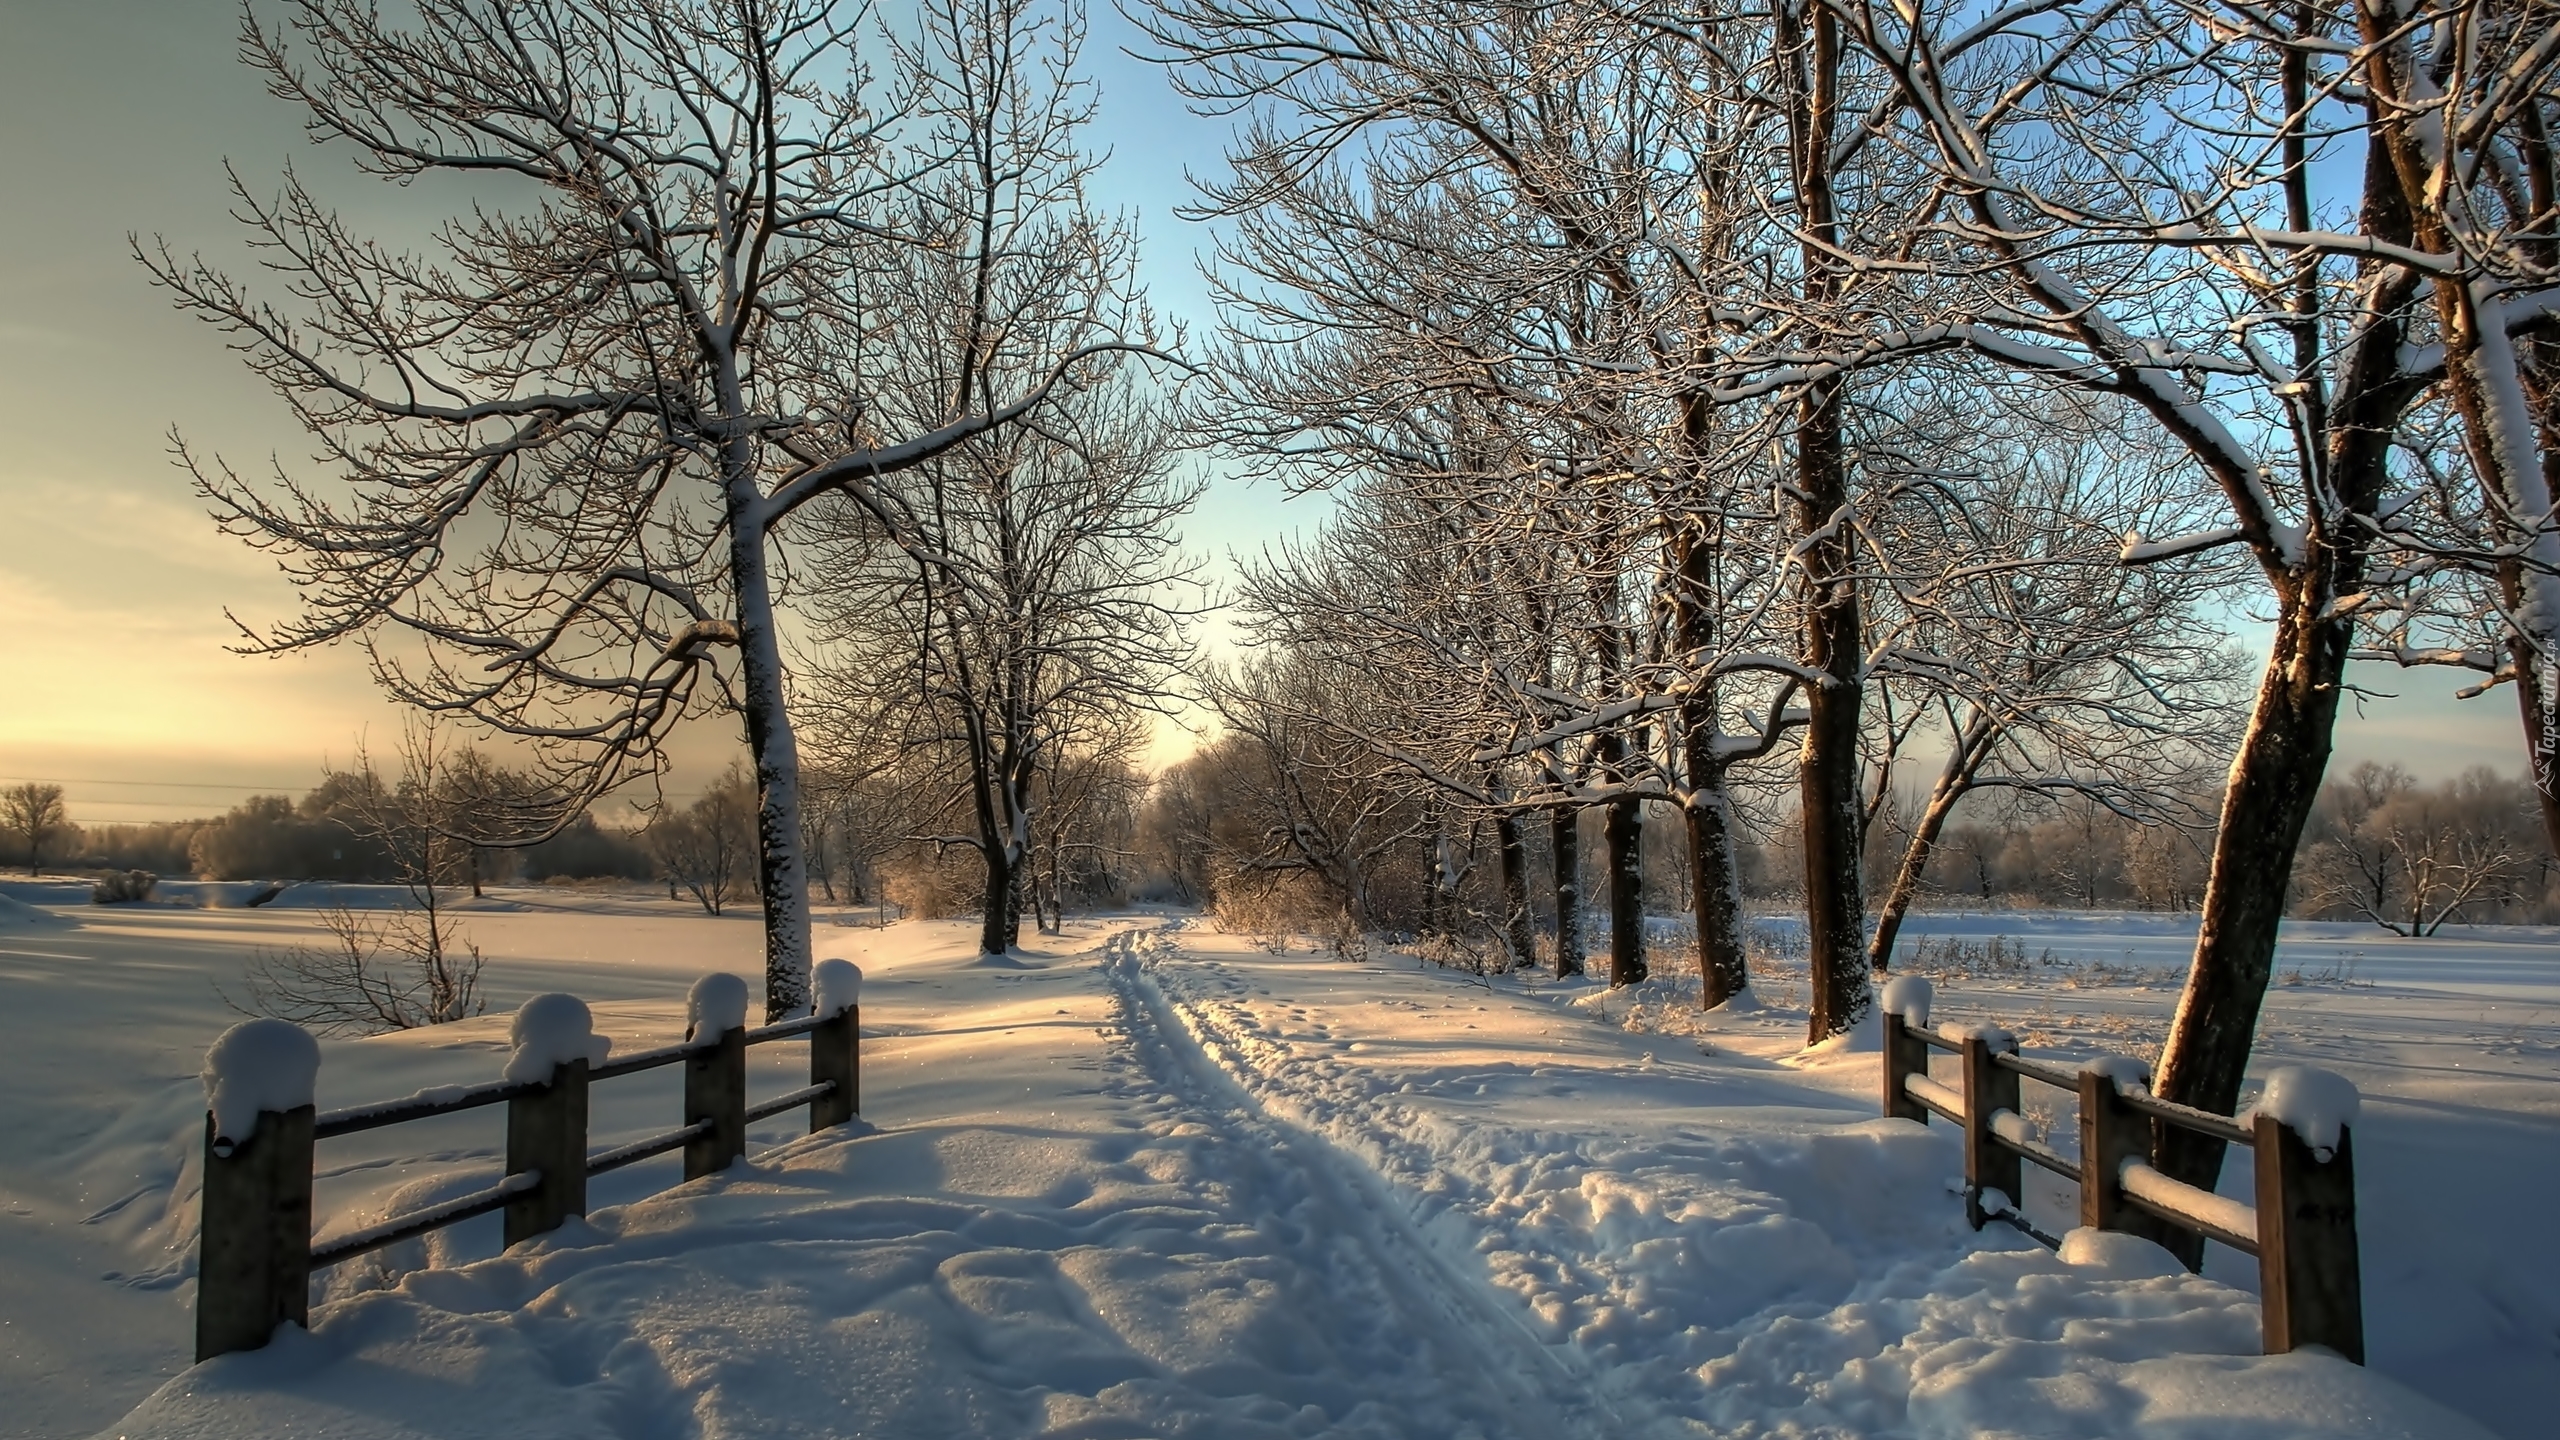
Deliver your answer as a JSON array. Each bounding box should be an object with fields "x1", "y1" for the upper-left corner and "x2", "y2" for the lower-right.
[
  {"x1": 231, "y1": 723, "x2": 487, "y2": 1033},
  {"x1": 1832, "y1": 0, "x2": 2459, "y2": 1212},
  {"x1": 2305, "y1": 764, "x2": 2531, "y2": 934},
  {"x1": 145, "y1": 0, "x2": 1151, "y2": 1018},
  {"x1": 1, "y1": 783, "x2": 70, "y2": 877},
  {"x1": 804, "y1": 0, "x2": 1193, "y2": 957},
  {"x1": 1857, "y1": 397, "x2": 2249, "y2": 972},
  {"x1": 2347, "y1": 0, "x2": 2560, "y2": 854},
  {"x1": 649, "y1": 763, "x2": 757, "y2": 915},
  {"x1": 1147, "y1": 0, "x2": 1960, "y2": 1030},
  {"x1": 1201, "y1": 651, "x2": 1435, "y2": 934}
]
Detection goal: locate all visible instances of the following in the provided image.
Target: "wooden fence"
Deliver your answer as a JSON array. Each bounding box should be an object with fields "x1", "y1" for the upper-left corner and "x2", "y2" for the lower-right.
[
  {"x1": 1880, "y1": 986, "x2": 2362, "y2": 1362},
  {"x1": 195, "y1": 986, "x2": 860, "y2": 1362}
]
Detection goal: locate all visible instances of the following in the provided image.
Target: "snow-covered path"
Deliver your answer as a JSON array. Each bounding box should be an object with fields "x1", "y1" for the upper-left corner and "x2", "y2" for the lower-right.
[
  {"x1": 10, "y1": 898, "x2": 2524, "y2": 1439},
  {"x1": 107, "y1": 920, "x2": 1600, "y2": 1439},
  {"x1": 1124, "y1": 926, "x2": 2494, "y2": 1440},
  {"x1": 1092, "y1": 929, "x2": 1594, "y2": 1436}
]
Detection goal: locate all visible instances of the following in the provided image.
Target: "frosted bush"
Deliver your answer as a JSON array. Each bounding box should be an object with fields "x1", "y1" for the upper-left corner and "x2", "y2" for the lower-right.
[{"x1": 91, "y1": 869, "x2": 157, "y2": 904}]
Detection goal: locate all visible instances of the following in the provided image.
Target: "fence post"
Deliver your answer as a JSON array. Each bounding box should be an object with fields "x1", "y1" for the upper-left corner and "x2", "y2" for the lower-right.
[
  {"x1": 810, "y1": 1003, "x2": 859, "y2": 1131},
  {"x1": 194, "y1": 1104, "x2": 315, "y2": 1361},
  {"x1": 2255, "y1": 1111, "x2": 2363, "y2": 1361},
  {"x1": 685, "y1": 1027, "x2": 748, "y2": 1179},
  {"x1": 504, "y1": 1058, "x2": 589, "y2": 1247},
  {"x1": 1960, "y1": 1034, "x2": 2021, "y2": 1230},
  {"x1": 1880, "y1": 1010, "x2": 1930, "y2": 1124},
  {"x1": 810, "y1": 958, "x2": 863, "y2": 1132},
  {"x1": 2078, "y1": 1061, "x2": 2151, "y2": 1239}
]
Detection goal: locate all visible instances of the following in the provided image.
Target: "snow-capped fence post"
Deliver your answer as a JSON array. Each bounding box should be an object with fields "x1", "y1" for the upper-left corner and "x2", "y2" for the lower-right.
[
  {"x1": 2077, "y1": 1060, "x2": 2154, "y2": 1239},
  {"x1": 684, "y1": 1028, "x2": 748, "y2": 1179},
  {"x1": 504, "y1": 1058, "x2": 590, "y2": 1245},
  {"x1": 1879, "y1": 978, "x2": 1932, "y2": 1125},
  {"x1": 195, "y1": 1105, "x2": 316, "y2": 1361},
  {"x1": 195, "y1": 1019, "x2": 321, "y2": 1361},
  {"x1": 502, "y1": 994, "x2": 601, "y2": 1246},
  {"x1": 1959, "y1": 1032, "x2": 2021, "y2": 1231},
  {"x1": 809, "y1": 959, "x2": 863, "y2": 1130},
  {"x1": 683, "y1": 974, "x2": 751, "y2": 1179},
  {"x1": 2253, "y1": 1069, "x2": 2363, "y2": 1362},
  {"x1": 1881, "y1": 1022, "x2": 2365, "y2": 1360},
  {"x1": 182, "y1": 975, "x2": 882, "y2": 1369}
]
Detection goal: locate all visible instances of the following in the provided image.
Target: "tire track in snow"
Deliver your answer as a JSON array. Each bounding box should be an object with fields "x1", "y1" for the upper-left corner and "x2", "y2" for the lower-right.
[{"x1": 1098, "y1": 927, "x2": 1612, "y2": 1440}]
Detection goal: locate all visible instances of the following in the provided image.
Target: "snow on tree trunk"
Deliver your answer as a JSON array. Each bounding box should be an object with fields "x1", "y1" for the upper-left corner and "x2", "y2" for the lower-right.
[
  {"x1": 2507, "y1": 621, "x2": 2560, "y2": 859},
  {"x1": 726, "y1": 498, "x2": 814, "y2": 1022},
  {"x1": 1682, "y1": 769, "x2": 1749, "y2": 1009},
  {"x1": 979, "y1": 840, "x2": 1016, "y2": 958}
]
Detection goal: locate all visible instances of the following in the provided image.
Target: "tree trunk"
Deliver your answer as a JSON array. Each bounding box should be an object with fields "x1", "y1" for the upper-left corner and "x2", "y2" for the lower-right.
[
  {"x1": 1780, "y1": 0, "x2": 1866, "y2": 1042},
  {"x1": 979, "y1": 840, "x2": 1016, "y2": 957},
  {"x1": 1550, "y1": 804, "x2": 1584, "y2": 977},
  {"x1": 1593, "y1": 726, "x2": 1647, "y2": 987},
  {"x1": 1867, "y1": 770, "x2": 1971, "y2": 975},
  {"x1": 724, "y1": 504, "x2": 814, "y2": 1021},
  {"x1": 2358, "y1": 17, "x2": 2560, "y2": 858},
  {"x1": 1605, "y1": 794, "x2": 1646, "y2": 986},
  {"x1": 2151, "y1": 595, "x2": 2349, "y2": 1216},
  {"x1": 1683, "y1": 766, "x2": 1750, "y2": 1008},
  {"x1": 1045, "y1": 841, "x2": 1064, "y2": 934},
  {"x1": 1666, "y1": 515, "x2": 1756, "y2": 1008},
  {"x1": 2151, "y1": 124, "x2": 2425, "y2": 1229},
  {"x1": 1496, "y1": 811, "x2": 1536, "y2": 968},
  {"x1": 2510, "y1": 629, "x2": 2560, "y2": 858}
]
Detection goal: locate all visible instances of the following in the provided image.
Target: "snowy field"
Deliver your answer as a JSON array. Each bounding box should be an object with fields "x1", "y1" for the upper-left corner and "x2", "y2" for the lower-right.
[{"x1": 0, "y1": 884, "x2": 2549, "y2": 1439}]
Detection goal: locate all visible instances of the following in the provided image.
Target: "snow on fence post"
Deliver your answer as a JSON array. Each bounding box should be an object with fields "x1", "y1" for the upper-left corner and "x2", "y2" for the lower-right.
[
  {"x1": 502, "y1": 995, "x2": 603, "y2": 1247},
  {"x1": 1958, "y1": 1030, "x2": 2021, "y2": 1231},
  {"x1": 1879, "y1": 978, "x2": 1932, "y2": 1125},
  {"x1": 684, "y1": 974, "x2": 750, "y2": 1179},
  {"x1": 2253, "y1": 1067, "x2": 2364, "y2": 1361},
  {"x1": 810, "y1": 960, "x2": 862, "y2": 1130},
  {"x1": 2078, "y1": 1057, "x2": 2157, "y2": 1241},
  {"x1": 195, "y1": 1020, "x2": 321, "y2": 1361}
]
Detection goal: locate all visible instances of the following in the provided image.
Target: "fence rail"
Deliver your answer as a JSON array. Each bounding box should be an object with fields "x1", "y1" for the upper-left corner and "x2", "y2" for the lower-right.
[
  {"x1": 195, "y1": 979, "x2": 861, "y2": 1363},
  {"x1": 1879, "y1": 980, "x2": 2362, "y2": 1363}
]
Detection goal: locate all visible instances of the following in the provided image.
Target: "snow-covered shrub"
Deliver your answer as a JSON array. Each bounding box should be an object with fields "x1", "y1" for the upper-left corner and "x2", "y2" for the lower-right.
[
  {"x1": 227, "y1": 901, "x2": 486, "y2": 1034},
  {"x1": 1322, "y1": 908, "x2": 1372, "y2": 964},
  {"x1": 1897, "y1": 933, "x2": 2049, "y2": 981},
  {"x1": 91, "y1": 868, "x2": 156, "y2": 904},
  {"x1": 1409, "y1": 927, "x2": 1507, "y2": 977},
  {"x1": 1210, "y1": 866, "x2": 1335, "y2": 945},
  {"x1": 881, "y1": 854, "x2": 968, "y2": 920}
]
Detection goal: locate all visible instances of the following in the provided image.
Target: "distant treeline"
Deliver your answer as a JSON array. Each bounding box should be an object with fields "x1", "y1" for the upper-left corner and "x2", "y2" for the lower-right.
[
  {"x1": 1135, "y1": 747, "x2": 2560, "y2": 938},
  {"x1": 6, "y1": 778, "x2": 652, "y2": 884}
]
